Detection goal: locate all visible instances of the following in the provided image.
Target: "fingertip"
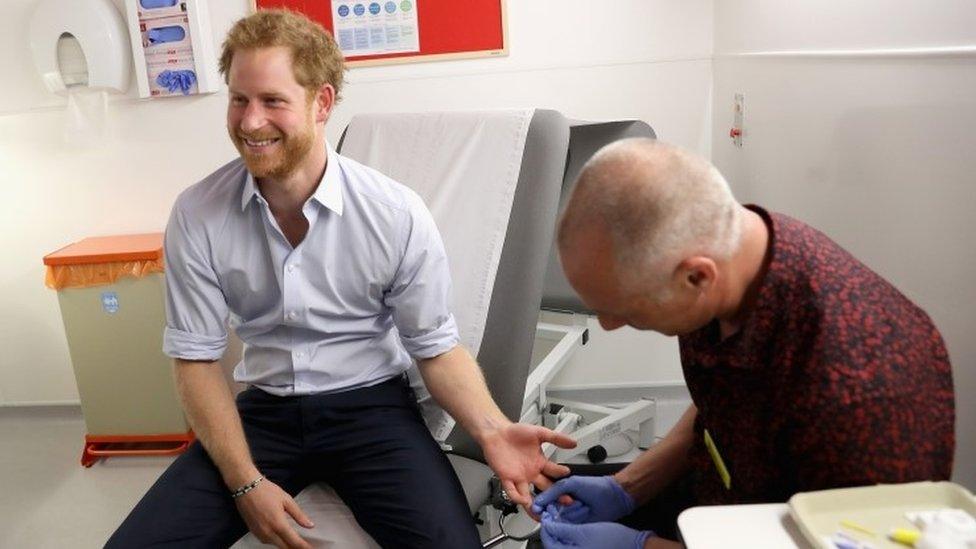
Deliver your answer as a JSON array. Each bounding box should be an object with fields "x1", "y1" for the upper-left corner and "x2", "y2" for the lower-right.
[
  {"x1": 546, "y1": 502, "x2": 563, "y2": 519},
  {"x1": 539, "y1": 427, "x2": 569, "y2": 441},
  {"x1": 545, "y1": 430, "x2": 576, "y2": 446}
]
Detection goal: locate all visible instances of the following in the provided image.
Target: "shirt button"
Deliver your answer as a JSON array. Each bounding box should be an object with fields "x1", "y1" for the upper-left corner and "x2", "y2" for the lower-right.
[
  {"x1": 296, "y1": 351, "x2": 305, "y2": 358},
  {"x1": 287, "y1": 264, "x2": 296, "y2": 273},
  {"x1": 287, "y1": 311, "x2": 298, "y2": 320}
]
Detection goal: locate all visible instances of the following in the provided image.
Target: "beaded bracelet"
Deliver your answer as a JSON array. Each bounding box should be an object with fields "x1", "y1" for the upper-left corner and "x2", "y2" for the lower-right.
[{"x1": 230, "y1": 475, "x2": 265, "y2": 499}]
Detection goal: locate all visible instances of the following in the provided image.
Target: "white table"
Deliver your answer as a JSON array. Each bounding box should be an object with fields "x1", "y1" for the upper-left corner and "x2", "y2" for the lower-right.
[{"x1": 677, "y1": 503, "x2": 814, "y2": 548}]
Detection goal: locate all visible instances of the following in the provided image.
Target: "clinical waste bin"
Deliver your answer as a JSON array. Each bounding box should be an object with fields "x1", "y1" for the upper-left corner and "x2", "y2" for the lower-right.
[{"x1": 43, "y1": 233, "x2": 192, "y2": 467}]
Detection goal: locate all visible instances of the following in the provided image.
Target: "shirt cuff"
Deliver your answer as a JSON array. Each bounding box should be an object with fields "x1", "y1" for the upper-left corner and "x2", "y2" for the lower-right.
[
  {"x1": 400, "y1": 314, "x2": 460, "y2": 360},
  {"x1": 163, "y1": 326, "x2": 227, "y2": 361}
]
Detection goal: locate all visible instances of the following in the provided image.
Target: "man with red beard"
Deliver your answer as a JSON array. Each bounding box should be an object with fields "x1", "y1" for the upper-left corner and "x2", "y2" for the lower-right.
[{"x1": 106, "y1": 9, "x2": 574, "y2": 549}]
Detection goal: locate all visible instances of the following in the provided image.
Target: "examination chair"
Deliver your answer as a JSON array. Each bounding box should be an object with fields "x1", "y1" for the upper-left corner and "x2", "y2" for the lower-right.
[{"x1": 234, "y1": 111, "x2": 656, "y2": 548}]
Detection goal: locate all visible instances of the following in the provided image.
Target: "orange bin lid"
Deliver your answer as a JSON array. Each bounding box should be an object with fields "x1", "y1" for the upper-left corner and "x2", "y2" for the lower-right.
[{"x1": 43, "y1": 233, "x2": 164, "y2": 266}]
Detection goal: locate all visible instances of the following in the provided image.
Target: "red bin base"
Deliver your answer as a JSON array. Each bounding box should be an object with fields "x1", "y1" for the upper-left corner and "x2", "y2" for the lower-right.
[{"x1": 80, "y1": 432, "x2": 195, "y2": 467}]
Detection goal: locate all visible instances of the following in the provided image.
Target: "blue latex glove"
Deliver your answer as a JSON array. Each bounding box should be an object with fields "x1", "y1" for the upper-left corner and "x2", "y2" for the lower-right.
[
  {"x1": 140, "y1": 0, "x2": 177, "y2": 8},
  {"x1": 147, "y1": 25, "x2": 186, "y2": 44},
  {"x1": 532, "y1": 475, "x2": 636, "y2": 524},
  {"x1": 540, "y1": 516, "x2": 654, "y2": 549},
  {"x1": 156, "y1": 70, "x2": 197, "y2": 95}
]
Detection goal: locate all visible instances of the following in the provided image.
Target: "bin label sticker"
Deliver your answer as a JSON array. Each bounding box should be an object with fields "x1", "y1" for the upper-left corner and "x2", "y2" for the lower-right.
[{"x1": 101, "y1": 292, "x2": 120, "y2": 314}]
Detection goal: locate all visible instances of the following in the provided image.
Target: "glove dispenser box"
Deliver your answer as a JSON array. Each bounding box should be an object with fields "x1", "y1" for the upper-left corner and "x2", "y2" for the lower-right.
[{"x1": 125, "y1": 0, "x2": 219, "y2": 98}]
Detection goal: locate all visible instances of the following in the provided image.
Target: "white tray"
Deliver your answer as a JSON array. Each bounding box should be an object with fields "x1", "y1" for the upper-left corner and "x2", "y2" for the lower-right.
[{"x1": 789, "y1": 481, "x2": 976, "y2": 548}]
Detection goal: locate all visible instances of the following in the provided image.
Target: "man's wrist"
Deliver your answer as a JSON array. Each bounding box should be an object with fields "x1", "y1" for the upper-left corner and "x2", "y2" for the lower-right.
[
  {"x1": 605, "y1": 475, "x2": 638, "y2": 517},
  {"x1": 230, "y1": 475, "x2": 265, "y2": 498},
  {"x1": 470, "y1": 414, "x2": 513, "y2": 445},
  {"x1": 612, "y1": 471, "x2": 644, "y2": 506},
  {"x1": 223, "y1": 464, "x2": 262, "y2": 491},
  {"x1": 635, "y1": 529, "x2": 655, "y2": 548}
]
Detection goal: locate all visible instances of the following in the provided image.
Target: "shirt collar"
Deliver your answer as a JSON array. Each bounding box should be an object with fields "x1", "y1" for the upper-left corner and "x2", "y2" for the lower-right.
[
  {"x1": 729, "y1": 205, "x2": 783, "y2": 363},
  {"x1": 240, "y1": 142, "x2": 345, "y2": 216},
  {"x1": 682, "y1": 204, "x2": 783, "y2": 370}
]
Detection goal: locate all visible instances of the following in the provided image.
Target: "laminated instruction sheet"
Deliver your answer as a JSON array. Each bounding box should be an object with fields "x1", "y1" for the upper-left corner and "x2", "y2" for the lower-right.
[{"x1": 331, "y1": 1, "x2": 420, "y2": 56}]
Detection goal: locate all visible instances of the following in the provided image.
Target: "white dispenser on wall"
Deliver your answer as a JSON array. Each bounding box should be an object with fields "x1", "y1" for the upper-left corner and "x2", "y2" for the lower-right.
[
  {"x1": 124, "y1": 0, "x2": 219, "y2": 98},
  {"x1": 29, "y1": 0, "x2": 132, "y2": 95}
]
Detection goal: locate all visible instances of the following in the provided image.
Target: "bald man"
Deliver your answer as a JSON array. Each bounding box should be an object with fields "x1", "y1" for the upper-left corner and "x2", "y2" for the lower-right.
[{"x1": 532, "y1": 139, "x2": 955, "y2": 548}]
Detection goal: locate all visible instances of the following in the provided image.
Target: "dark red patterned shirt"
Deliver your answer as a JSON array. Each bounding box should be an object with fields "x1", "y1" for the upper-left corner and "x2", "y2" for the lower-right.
[{"x1": 679, "y1": 206, "x2": 954, "y2": 505}]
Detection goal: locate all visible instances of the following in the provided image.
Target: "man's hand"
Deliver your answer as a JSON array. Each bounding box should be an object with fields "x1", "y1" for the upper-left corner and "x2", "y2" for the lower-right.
[
  {"x1": 532, "y1": 475, "x2": 637, "y2": 524},
  {"x1": 540, "y1": 517, "x2": 654, "y2": 549},
  {"x1": 234, "y1": 480, "x2": 314, "y2": 549},
  {"x1": 480, "y1": 423, "x2": 576, "y2": 508},
  {"x1": 417, "y1": 347, "x2": 576, "y2": 508}
]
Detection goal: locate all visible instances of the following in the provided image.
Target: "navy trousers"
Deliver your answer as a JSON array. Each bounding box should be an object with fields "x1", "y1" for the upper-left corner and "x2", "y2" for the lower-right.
[{"x1": 105, "y1": 377, "x2": 481, "y2": 548}]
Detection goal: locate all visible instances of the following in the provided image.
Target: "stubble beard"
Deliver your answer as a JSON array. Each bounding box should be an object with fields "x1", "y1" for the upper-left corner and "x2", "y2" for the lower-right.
[{"x1": 231, "y1": 118, "x2": 316, "y2": 181}]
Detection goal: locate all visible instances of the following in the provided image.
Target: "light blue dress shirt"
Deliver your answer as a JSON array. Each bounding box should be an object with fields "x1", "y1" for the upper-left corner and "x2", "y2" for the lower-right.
[{"x1": 162, "y1": 144, "x2": 459, "y2": 395}]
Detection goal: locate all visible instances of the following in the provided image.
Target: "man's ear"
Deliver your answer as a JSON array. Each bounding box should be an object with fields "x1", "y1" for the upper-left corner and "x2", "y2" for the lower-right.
[
  {"x1": 313, "y1": 83, "x2": 336, "y2": 124},
  {"x1": 676, "y1": 256, "x2": 717, "y2": 293}
]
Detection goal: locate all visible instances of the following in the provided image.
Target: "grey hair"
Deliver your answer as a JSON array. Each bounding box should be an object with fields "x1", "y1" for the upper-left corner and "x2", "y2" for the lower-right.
[{"x1": 558, "y1": 138, "x2": 743, "y2": 295}]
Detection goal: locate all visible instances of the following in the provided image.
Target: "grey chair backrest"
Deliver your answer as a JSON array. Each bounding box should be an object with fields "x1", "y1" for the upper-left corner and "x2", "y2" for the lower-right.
[
  {"x1": 444, "y1": 109, "x2": 570, "y2": 459},
  {"x1": 338, "y1": 110, "x2": 570, "y2": 461},
  {"x1": 540, "y1": 120, "x2": 656, "y2": 315}
]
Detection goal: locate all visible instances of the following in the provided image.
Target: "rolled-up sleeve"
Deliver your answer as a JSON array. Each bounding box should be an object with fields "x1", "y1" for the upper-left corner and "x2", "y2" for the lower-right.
[
  {"x1": 384, "y1": 193, "x2": 459, "y2": 360},
  {"x1": 162, "y1": 198, "x2": 229, "y2": 361}
]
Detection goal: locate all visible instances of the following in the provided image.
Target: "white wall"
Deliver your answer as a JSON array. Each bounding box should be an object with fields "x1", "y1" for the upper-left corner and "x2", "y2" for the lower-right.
[
  {"x1": 712, "y1": 0, "x2": 976, "y2": 488},
  {"x1": 0, "y1": 1, "x2": 712, "y2": 404}
]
